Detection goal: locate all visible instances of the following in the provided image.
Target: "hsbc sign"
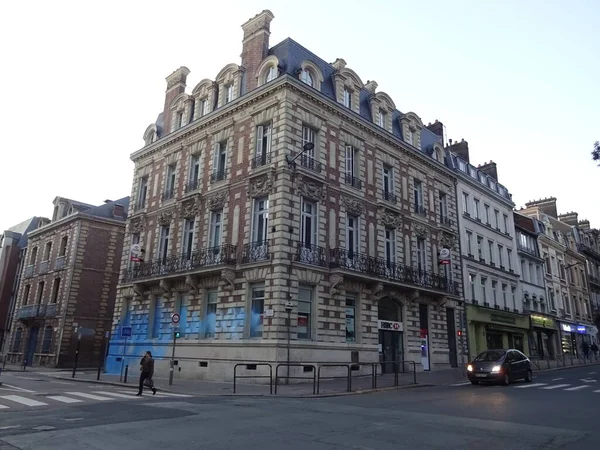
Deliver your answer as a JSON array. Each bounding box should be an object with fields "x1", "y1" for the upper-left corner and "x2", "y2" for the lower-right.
[{"x1": 378, "y1": 320, "x2": 404, "y2": 332}]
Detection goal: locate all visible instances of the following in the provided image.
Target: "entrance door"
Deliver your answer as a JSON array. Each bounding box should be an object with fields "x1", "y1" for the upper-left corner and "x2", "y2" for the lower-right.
[
  {"x1": 26, "y1": 327, "x2": 39, "y2": 366},
  {"x1": 446, "y1": 308, "x2": 458, "y2": 367},
  {"x1": 379, "y1": 330, "x2": 401, "y2": 373}
]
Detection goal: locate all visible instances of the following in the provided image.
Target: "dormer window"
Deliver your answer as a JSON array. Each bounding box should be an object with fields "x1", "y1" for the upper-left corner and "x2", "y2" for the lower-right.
[
  {"x1": 177, "y1": 112, "x2": 184, "y2": 129},
  {"x1": 377, "y1": 109, "x2": 386, "y2": 128},
  {"x1": 225, "y1": 84, "x2": 234, "y2": 104},
  {"x1": 300, "y1": 69, "x2": 313, "y2": 87},
  {"x1": 343, "y1": 88, "x2": 352, "y2": 108},
  {"x1": 264, "y1": 66, "x2": 277, "y2": 83}
]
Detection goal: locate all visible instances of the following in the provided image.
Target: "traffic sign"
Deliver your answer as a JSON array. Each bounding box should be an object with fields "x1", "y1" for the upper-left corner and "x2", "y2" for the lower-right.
[
  {"x1": 121, "y1": 326, "x2": 132, "y2": 338},
  {"x1": 171, "y1": 313, "x2": 180, "y2": 324}
]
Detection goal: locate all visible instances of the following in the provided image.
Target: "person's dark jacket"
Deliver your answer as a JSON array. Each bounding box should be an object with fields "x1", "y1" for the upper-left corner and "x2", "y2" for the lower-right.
[
  {"x1": 592, "y1": 344, "x2": 599, "y2": 353},
  {"x1": 140, "y1": 356, "x2": 154, "y2": 376}
]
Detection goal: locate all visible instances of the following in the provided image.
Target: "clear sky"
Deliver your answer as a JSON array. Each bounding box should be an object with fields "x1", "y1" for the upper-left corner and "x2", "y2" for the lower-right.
[{"x1": 1, "y1": 0, "x2": 598, "y2": 233}]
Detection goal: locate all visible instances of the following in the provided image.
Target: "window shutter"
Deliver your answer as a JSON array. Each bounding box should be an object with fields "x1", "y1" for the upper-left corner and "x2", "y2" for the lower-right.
[
  {"x1": 255, "y1": 126, "x2": 264, "y2": 156},
  {"x1": 265, "y1": 124, "x2": 272, "y2": 154}
]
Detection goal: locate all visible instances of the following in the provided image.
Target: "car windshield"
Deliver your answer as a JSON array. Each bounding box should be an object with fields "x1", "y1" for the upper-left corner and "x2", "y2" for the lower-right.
[{"x1": 474, "y1": 350, "x2": 506, "y2": 362}]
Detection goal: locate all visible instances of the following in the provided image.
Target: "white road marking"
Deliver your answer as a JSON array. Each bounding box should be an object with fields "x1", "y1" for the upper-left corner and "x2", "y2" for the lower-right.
[
  {"x1": 589, "y1": 372, "x2": 596, "y2": 375},
  {"x1": 62, "y1": 418, "x2": 84, "y2": 422},
  {"x1": 0, "y1": 426, "x2": 20, "y2": 429},
  {"x1": 450, "y1": 382, "x2": 472, "y2": 386},
  {"x1": 65, "y1": 392, "x2": 112, "y2": 401},
  {"x1": 564, "y1": 385, "x2": 590, "y2": 391},
  {"x1": 0, "y1": 404, "x2": 9, "y2": 410},
  {"x1": 552, "y1": 378, "x2": 564, "y2": 381},
  {"x1": 594, "y1": 389, "x2": 600, "y2": 393},
  {"x1": 53, "y1": 381, "x2": 75, "y2": 385},
  {"x1": 514, "y1": 383, "x2": 548, "y2": 389},
  {"x1": 93, "y1": 391, "x2": 140, "y2": 399},
  {"x1": 47, "y1": 396, "x2": 84, "y2": 404},
  {"x1": 0, "y1": 395, "x2": 48, "y2": 407},
  {"x1": 541, "y1": 384, "x2": 571, "y2": 390},
  {"x1": 115, "y1": 390, "x2": 191, "y2": 398},
  {"x1": 33, "y1": 426, "x2": 56, "y2": 431},
  {"x1": 0, "y1": 384, "x2": 36, "y2": 393}
]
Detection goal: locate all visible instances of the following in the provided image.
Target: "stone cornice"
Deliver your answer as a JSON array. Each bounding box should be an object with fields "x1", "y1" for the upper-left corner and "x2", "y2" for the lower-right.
[{"x1": 27, "y1": 213, "x2": 126, "y2": 239}]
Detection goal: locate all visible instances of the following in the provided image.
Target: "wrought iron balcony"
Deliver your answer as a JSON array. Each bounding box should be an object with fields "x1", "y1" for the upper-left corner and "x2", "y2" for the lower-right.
[
  {"x1": 329, "y1": 248, "x2": 459, "y2": 296},
  {"x1": 184, "y1": 179, "x2": 200, "y2": 193},
  {"x1": 381, "y1": 189, "x2": 397, "y2": 204},
  {"x1": 291, "y1": 153, "x2": 323, "y2": 173},
  {"x1": 344, "y1": 174, "x2": 362, "y2": 189},
  {"x1": 43, "y1": 303, "x2": 58, "y2": 317},
  {"x1": 23, "y1": 265, "x2": 34, "y2": 278},
  {"x1": 161, "y1": 189, "x2": 175, "y2": 201},
  {"x1": 39, "y1": 261, "x2": 50, "y2": 274},
  {"x1": 54, "y1": 256, "x2": 66, "y2": 270},
  {"x1": 210, "y1": 168, "x2": 227, "y2": 184},
  {"x1": 589, "y1": 275, "x2": 600, "y2": 286},
  {"x1": 517, "y1": 244, "x2": 538, "y2": 257},
  {"x1": 578, "y1": 243, "x2": 600, "y2": 261},
  {"x1": 251, "y1": 152, "x2": 272, "y2": 169},
  {"x1": 439, "y1": 214, "x2": 453, "y2": 228},
  {"x1": 242, "y1": 241, "x2": 270, "y2": 263},
  {"x1": 122, "y1": 244, "x2": 237, "y2": 283},
  {"x1": 295, "y1": 242, "x2": 326, "y2": 267},
  {"x1": 132, "y1": 200, "x2": 146, "y2": 212},
  {"x1": 414, "y1": 204, "x2": 427, "y2": 216},
  {"x1": 17, "y1": 303, "x2": 56, "y2": 320}
]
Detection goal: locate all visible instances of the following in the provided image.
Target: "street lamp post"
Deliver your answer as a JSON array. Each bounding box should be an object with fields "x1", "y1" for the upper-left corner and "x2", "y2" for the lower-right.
[
  {"x1": 285, "y1": 142, "x2": 315, "y2": 167},
  {"x1": 285, "y1": 301, "x2": 293, "y2": 385}
]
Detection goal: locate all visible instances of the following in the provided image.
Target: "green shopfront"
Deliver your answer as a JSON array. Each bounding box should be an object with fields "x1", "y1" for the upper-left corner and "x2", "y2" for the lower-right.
[{"x1": 466, "y1": 304, "x2": 531, "y2": 359}]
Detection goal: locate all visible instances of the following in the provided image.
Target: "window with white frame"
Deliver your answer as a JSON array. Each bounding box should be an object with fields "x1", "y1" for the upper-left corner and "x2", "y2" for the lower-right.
[
  {"x1": 377, "y1": 109, "x2": 386, "y2": 128},
  {"x1": 344, "y1": 145, "x2": 359, "y2": 186},
  {"x1": 188, "y1": 155, "x2": 200, "y2": 190},
  {"x1": 300, "y1": 199, "x2": 317, "y2": 249},
  {"x1": 481, "y1": 277, "x2": 487, "y2": 303},
  {"x1": 298, "y1": 285, "x2": 313, "y2": 340},
  {"x1": 164, "y1": 164, "x2": 176, "y2": 199},
  {"x1": 477, "y1": 235, "x2": 483, "y2": 260},
  {"x1": 209, "y1": 210, "x2": 223, "y2": 250},
  {"x1": 343, "y1": 87, "x2": 352, "y2": 108},
  {"x1": 177, "y1": 112, "x2": 184, "y2": 129},
  {"x1": 474, "y1": 198, "x2": 480, "y2": 220},
  {"x1": 255, "y1": 123, "x2": 272, "y2": 166},
  {"x1": 502, "y1": 284, "x2": 508, "y2": 306},
  {"x1": 300, "y1": 69, "x2": 313, "y2": 87},
  {"x1": 252, "y1": 198, "x2": 269, "y2": 245},
  {"x1": 212, "y1": 141, "x2": 227, "y2": 182},
  {"x1": 159, "y1": 226, "x2": 170, "y2": 263},
  {"x1": 136, "y1": 177, "x2": 148, "y2": 209},
  {"x1": 484, "y1": 204, "x2": 490, "y2": 224},
  {"x1": 462, "y1": 192, "x2": 470, "y2": 215},
  {"x1": 488, "y1": 240, "x2": 494, "y2": 264},
  {"x1": 345, "y1": 295, "x2": 356, "y2": 342},
  {"x1": 43, "y1": 242, "x2": 52, "y2": 261},
  {"x1": 413, "y1": 179, "x2": 424, "y2": 214},
  {"x1": 492, "y1": 280, "x2": 498, "y2": 306},
  {"x1": 469, "y1": 273, "x2": 476, "y2": 301},
  {"x1": 346, "y1": 214, "x2": 359, "y2": 257},
  {"x1": 498, "y1": 244, "x2": 504, "y2": 267},
  {"x1": 302, "y1": 126, "x2": 316, "y2": 159},
  {"x1": 511, "y1": 287, "x2": 517, "y2": 310},
  {"x1": 507, "y1": 249, "x2": 513, "y2": 271},
  {"x1": 466, "y1": 230, "x2": 473, "y2": 255},
  {"x1": 205, "y1": 289, "x2": 218, "y2": 338},
  {"x1": 439, "y1": 192, "x2": 448, "y2": 222},
  {"x1": 494, "y1": 210, "x2": 500, "y2": 228},
  {"x1": 249, "y1": 284, "x2": 265, "y2": 338},
  {"x1": 382, "y1": 165, "x2": 394, "y2": 201},
  {"x1": 417, "y1": 238, "x2": 426, "y2": 272},
  {"x1": 264, "y1": 66, "x2": 277, "y2": 83},
  {"x1": 200, "y1": 99, "x2": 209, "y2": 117},
  {"x1": 503, "y1": 214, "x2": 509, "y2": 233},
  {"x1": 225, "y1": 84, "x2": 234, "y2": 104},
  {"x1": 385, "y1": 229, "x2": 396, "y2": 267},
  {"x1": 182, "y1": 219, "x2": 195, "y2": 260}
]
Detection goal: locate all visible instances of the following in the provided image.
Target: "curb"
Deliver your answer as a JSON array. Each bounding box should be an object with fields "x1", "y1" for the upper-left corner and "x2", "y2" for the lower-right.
[
  {"x1": 49, "y1": 375, "x2": 432, "y2": 398},
  {"x1": 532, "y1": 361, "x2": 600, "y2": 374}
]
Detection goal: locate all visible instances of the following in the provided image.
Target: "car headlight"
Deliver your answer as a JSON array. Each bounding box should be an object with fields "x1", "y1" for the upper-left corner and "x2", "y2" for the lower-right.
[
  {"x1": 467, "y1": 364, "x2": 473, "y2": 372},
  {"x1": 491, "y1": 365, "x2": 502, "y2": 373}
]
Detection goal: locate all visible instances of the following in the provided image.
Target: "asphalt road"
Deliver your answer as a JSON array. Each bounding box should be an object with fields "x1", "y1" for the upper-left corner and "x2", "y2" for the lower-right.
[{"x1": 0, "y1": 365, "x2": 598, "y2": 449}]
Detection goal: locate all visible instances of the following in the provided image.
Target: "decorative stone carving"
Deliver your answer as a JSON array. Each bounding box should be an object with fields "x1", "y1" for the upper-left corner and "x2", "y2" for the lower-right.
[
  {"x1": 248, "y1": 175, "x2": 273, "y2": 197},
  {"x1": 440, "y1": 233, "x2": 456, "y2": 250},
  {"x1": 130, "y1": 216, "x2": 146, "y2": 234},
  {"x1": 133, "y1": 283, "x2": 144, "y2": 299},
  {"x1": 297, "y1": 180, "x2": 324, "y2": 202},
  {"x1": 379, "y1": 210, "x2": 402, "y2": 229},
  {"x1": 181, "y1": 198, "x2": 200, "y2": 219},
  {"x1": 159, "y1": 279, "x2": 172, "y2": 299},
  {"x1": 185, "y1": 275, "x2": 198, "y2": 295},
  {"x1": 158, "y1": 210, "x2": 174, "y2": 226},
  {"x1": 407, "y1": 289, "x2": 420, "y2": 303},
  {"x1": 371, "y1": 282, "x2": 385, "y2": 303},
  {"x1": 207, "y1": 190, "x2": 227, "y2": 210},
  {"x1": 341, "y1": 196, "x2": 365, "y2": 216},
  {"x1": 330, "y1": 274, "x2": 344, "y2": 295},
  {"x1": 414, "y1": 224, "x2": 428, "y2": 239},
  {"x1": 221, "y1": 269, "x2": 236, "y2": 291}
]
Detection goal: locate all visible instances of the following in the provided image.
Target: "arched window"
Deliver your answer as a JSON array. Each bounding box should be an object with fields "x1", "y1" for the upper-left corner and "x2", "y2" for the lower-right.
[
  {"x1": 300, "y1": 69, "x2": 313, "y2": 87},
  {"x1": 12, "y1": 328, "x2": 22, "y2": 353},
  {"x1": 264, "y1": 66, "x2": 277, "y2": 83},
  {"x1": 42, "y1": 326, "x2": 53, "y2": 354}
]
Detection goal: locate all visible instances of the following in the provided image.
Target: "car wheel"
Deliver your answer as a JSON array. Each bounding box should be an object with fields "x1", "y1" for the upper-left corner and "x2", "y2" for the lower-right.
[
  {"x1": 524, "y1": 370, "x2": 532, "y2": 383},
  {"x1": 502, "y1": 373, "x2": 510, "y2": 386},
  {"x1": 470, "y1": 380, "x2": 479, "y2": 385}
]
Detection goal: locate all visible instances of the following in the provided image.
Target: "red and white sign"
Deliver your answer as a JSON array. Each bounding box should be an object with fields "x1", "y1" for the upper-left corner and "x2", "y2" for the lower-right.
[
  {"x1": 378, "y1": 320, "x2": 403, "y2": 332},
  {"x1": 171, "y1": 313, "x2": 180, "y2": 324},
  {"x1": 130, "y1": 244, "x2": 144, "y2": 262},
  {"x1": 438, "y1": 248, "x2": 451, "y2": 265}
]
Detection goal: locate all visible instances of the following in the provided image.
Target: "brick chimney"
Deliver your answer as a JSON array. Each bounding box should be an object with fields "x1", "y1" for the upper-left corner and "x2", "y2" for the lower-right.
[
  {"x1": 558, "y1": 212, "x2": 579, "y2": 226},
  {"x1": 426, "y1": 120, "x2": 444, "y2": 139},
  {"x1": 240, "y1": 10, "x2": 274, "y2": 93},
  {"x1": 478, "y1": 161, "x2": 498, "y2": 181},
  {"x1": 162, "y1": 66, "x2": 190, "y2": 136},
  {"x1": 578, "y1": 220, "x2": 591, "y2": 231},
  {"x1": 524, "y1": 197, "x2": 558, "y2": 218},
  {"x1": 447, "y1": 138, "x2": 470, "y2": 163}
]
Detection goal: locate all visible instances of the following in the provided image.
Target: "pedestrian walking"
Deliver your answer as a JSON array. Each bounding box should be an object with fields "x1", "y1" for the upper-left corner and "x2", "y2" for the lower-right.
[
  {"x1": 582, "y1": 341, "x2": 590, "y2": 361},
  {"x1": 591, "y1": 343, "x2": 599, "y2": 361},
  {"x1": 137, "y1": 351, "x2": 157, "y2": 396}
]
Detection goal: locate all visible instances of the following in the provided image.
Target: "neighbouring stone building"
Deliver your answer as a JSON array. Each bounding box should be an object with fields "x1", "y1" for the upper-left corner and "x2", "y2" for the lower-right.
[
  {"x1": 520, "y1": 198, "x2": 597, "y2": 355},
  {"x1": 449, "y1": 142, "x2": 526, "y2": 360},
  {"x1": 514, "y1": 212, "x2": 557, "y2": 359},
  {"x1": 5, "y1": 196, "x2": 129, "y2": 368},
  {"x1": 107, "y1": 10, "x2": 465, "y2": 382},
  {"x1": 0, "y1": 217, "x2": 49, "y2": 353}
]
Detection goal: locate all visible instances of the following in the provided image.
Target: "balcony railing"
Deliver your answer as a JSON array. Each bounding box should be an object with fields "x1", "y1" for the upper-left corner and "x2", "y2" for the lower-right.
[
  {"x1": 23, "y1": 265, "x2": 34, "y2": 278},
  {"x1": 122, "y1": 244, "x2": 237, "y2": 282},
  {"x1": 589, "y1": 275, "x2": 600, "y2": 286},
  {"x1": 293, "y1": 154, "x2": 323, "y2": 173},
  {"x1": 578, "y1": 243, "x2": 600, "y2": 261},
  {"x1": 329, "y1": 248, "x2": 459, "y2": 295},
  {"x1": 295, "y1": 242, "x2": 326, "y2": 267},
  {"x1": 517, "y1": 244, "x2": 538, "y2": 257},
  {"x1": 132, "y1": 200, "x2": 146, "y2": 212},
  {"x1": 344, "y1": 174, "x2": 362, "y2": 190},
  {"x1": 184, "y1": 179, "x2": 200, "y2": 193},
  {"x1": 55, "y1": 256, "x2": 66, "y2": 270},
  {"x1": 414, "y1": 205, "x2": 426, "y2": 216},
  {"x1": 242, "y1": 241, "x2": 270, "y2": 263},
  {"x1": 439, "y1": 214, "x2": 453, "y2": 228},
  {"x1": 251, "y1": 152, "x2": 272, "y2": 169},
  {"x1": 381, "y1": 189, "x2": 398, "y2": 204},
  {"x1": 39, "y1": 261, "x2": 50, "y2": 274},
  {"x1": 210, "y1": 168, "x2": 227, "y2": 184},
  {"x1": 161, "y1": 189, "x2": 175, "y2": 201},
  {"x1": 43, "y1": 303, "x2": 58, "y2": 317},
  {"x1": 17, "y1": 303, "x2": 56, "y2": 320}
]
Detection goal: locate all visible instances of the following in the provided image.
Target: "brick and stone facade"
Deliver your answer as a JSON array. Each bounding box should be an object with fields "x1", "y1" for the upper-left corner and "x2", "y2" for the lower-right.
[
  {"x1": 5, "y1": 197, "x2": 129, "y2": 368},
  {"x1": 107, "y1": 10, "x2": 464, "y2": 382}
]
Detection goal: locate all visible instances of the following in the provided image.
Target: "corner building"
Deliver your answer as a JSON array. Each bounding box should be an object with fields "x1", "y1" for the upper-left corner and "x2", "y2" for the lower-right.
[{"x1": 108, "y1": 10, "x2": 463, "y2": 381}]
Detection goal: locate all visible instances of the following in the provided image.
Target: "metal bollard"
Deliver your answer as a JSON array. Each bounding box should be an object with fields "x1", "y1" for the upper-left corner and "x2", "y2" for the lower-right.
[
  {"x1": 97, "y1": 365, "x2": 102, "y2": 381},
  {"x1": 124, "y1": 365, "x2": 129, "y2": 384}
]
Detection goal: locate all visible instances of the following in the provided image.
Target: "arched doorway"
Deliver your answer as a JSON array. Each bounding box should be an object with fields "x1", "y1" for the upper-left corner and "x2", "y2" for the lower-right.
[{"x1": 377, "y1": 297, "x2": 404, "y2": 373}]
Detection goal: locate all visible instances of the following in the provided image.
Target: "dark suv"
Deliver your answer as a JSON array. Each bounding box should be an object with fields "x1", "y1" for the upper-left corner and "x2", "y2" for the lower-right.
[{"x1": 467, "y1": 349, "x2": 532, "y2": 385}]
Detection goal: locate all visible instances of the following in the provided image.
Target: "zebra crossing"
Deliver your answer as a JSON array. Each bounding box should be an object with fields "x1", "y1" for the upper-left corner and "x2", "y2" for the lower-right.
[
  {"x1": 0, "y1": 389, "x2": 192, "y2": 410},
  {"x1": 451, "y1": 381, "x2": 600, "y2": 392}
]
